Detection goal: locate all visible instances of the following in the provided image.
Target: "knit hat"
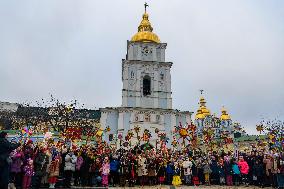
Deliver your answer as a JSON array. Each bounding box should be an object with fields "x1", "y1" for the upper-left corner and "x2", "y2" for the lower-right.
[{"x1": 26, "y1": 139, "x2": 33, "y2": 145}]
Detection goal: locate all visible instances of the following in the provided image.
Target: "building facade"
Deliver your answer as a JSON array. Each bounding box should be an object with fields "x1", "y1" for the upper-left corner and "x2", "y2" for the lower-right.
[{"x1": 100, "y1": 9, "x2": 192, "y2": 147}]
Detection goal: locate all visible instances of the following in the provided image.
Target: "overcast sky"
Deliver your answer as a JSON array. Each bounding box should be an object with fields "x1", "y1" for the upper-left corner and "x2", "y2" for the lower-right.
[{"x1": 1, "y1": 0, "x2": 284, "y2": 134}]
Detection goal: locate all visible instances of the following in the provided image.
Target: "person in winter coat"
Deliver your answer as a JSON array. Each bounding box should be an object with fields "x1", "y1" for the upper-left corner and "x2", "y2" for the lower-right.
[
  {"x1": 109, "y1": 155, "x2": 120, "y2": 187},
  {"x1": 252, "y1": 159, "x2": 265, "y2": 187},
  {"x1": 22, "y1": 158, "x2": 35, "y2": 189},
  {"x1": 64, "y1": 151, "x2": 77, "y2": 188},
  {"x1": 224, "y1": 158, "x2": 233, "y2": 186},
  {"x1": 23, "y1": 140, "x2": 34, "y2": 165},
  {"x1": 147, "y1": 158, "x2": 157, "y2": 185},
  {"x1": 80, "y1": 152, "x2": 91, "y2": 186},
  {"x1": 156, "y1": 161, "x2": 166, "y2": 185},
  {"x1": 172, "y1": 162, "x2": 182, "y2": 186},
  {"x1": 210, "y1": 157, "x2": 219, "y2": 185},
  {"x1": 101, "y1": 156, "x2": 110, "y2": 187},
  {"x1": 232, "y1": 159, "x2": 241, "y2": 185},
  {"x1": 263, "y1": 155, "x2": 273, "y2": 186},
  {"x1": 0, "y1": 131, "x2": 20, "y2": 189},
  {"x1": 182, "y1": 157, "x2": 193, "y2": 185},
  {"x1": 137, "y1": 155, "x2": 147, "y2": 186},
  {"x1": 217, "y1": 160, "x2": 226, "y2": 185},
  {"x1": 166, "y1": 161, "x2": 174, "y2": 185},
  {"x1": 118, "y1": 156, "x2": 128, "y2": 187},
  {"x1": 33, "y1": 148, "x2": 49, "y2": 188},
  {"x1": 203, "y1": 160, "x2": 212, "y2": 185},
  {"x1": 127, "y1": 156, "x2": 136, "y2": 187},
  {"x1": 48, "y1": 154, "x2": 60, "y2": 189},
  {"x1": 74, "y1": 152, "x2": 83, "y2": 186},
  {"x1": 10, "y1": 147, "x2": 24, "y2": 189},
  {"x1": 238, "y1": 156, "x2": 249, "y2": 185},
  {"x1": 277, "y1": 157, "x2": 284, "y2": 188},
  {"x1": 89, "y1": 158, "x2": 102, "y2": 187}
]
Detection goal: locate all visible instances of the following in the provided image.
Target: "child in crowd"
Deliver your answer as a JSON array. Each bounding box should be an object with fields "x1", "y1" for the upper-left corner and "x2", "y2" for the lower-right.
[
  {"x1": 101, "y1": 156, "x2": 110, "y2": 187},
  {"x1": 48, "y1": 153, "x2": 60, "y2": 189},
  {"x1": 232, "y1": 159, "x2": 241, "y2": 186},
  {"x1": 22, "y1": 158, "x2": 34, "y2": 189},
  {"x1": 203, "y1": 160, "x2": 212, "y2": 185},
  {"x1": 172, "y1": 162, "x2": 182, "y2": 186}
]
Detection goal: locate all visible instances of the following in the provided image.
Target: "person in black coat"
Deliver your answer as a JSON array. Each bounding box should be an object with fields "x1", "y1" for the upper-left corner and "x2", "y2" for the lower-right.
[
  {"x1": 32, "y1": 148, "x2": 48, "y2": 188},
  {"x1": 252, "y1": 160, "x2": 265, "y2": 187},
  {"x1": 0, "y1": 131, "x2": 20, "y2": 189}
]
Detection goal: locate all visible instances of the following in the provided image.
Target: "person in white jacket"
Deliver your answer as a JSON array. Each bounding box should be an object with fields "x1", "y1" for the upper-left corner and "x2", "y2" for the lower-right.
[
  {"x1": 182, "y1": 157, "x2": 193, "y2": 185},
  {"x1": 64, "y1": 151, "x2": 77, "y2": 188}
]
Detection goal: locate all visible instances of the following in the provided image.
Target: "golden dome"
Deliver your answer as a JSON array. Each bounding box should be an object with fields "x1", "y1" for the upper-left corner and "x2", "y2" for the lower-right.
[
  {"x1": 131, "y1": 13, "x2": 161, "y2": 43},
  {"x1": 220, "y1": 107, "x2": 231, "y2": 120},
  {"x1": 200, "y1": 106, "x2": 211, "y2": 116},
  {"x1": 198, "y1": 96, "x2": 211, "y2": 116},
  {"x1": 195, "y1": 108, "x2": 205, "y2": 119}
]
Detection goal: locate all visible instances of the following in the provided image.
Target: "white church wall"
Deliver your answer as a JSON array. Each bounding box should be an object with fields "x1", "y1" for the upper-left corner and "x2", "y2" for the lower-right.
[
  {"x1": 103, "y1": 111, "x2": 118, "y2": 142},
  {"x1": 123, "y1": 112, "x2": 131, "y2": 136},
  {"x1": 163, "y1": 114, "x2": 173, "y2": 147}
]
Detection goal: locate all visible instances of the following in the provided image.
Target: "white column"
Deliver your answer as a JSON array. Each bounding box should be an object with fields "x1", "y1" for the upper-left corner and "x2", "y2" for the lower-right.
[
  {"x1": 136, "y1": 66, "x2": 141, "y2": 107},
  {"x1": 117, "y1": 111, "x2": 124, "y2": 131},
  {"x1": 167, "y1": 68, "x2": 172, "y2": 109},
  {"x1": 100, "y1": 111, "x2": 108, "y2": 129},
  {"x1": 171, "y1": 113, "x2": 176, "y2": 132},
  {"x1": 153, "y1": 66, "x2": 159, "y2": 108},
  {"x1": 117, "y1": 111, "x2": 124, "y2": 149}
]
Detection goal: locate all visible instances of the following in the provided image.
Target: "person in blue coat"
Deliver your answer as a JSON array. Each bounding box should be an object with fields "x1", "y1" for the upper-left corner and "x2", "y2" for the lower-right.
[
  {"x1": 166, "y1": 161, "x2": 174, "y2": 185},
  {"x1": 109, "y1": 155, "x2": 120, "y2": 187},
  {"x1": 232, "y1": 159, "x2": 241, "y2": 186}
]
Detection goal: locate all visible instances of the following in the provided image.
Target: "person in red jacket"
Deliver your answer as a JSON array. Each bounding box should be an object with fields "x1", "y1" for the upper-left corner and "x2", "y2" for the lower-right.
[{"x1": 238, "y1": 156, "x2": 249, "y2": 185}]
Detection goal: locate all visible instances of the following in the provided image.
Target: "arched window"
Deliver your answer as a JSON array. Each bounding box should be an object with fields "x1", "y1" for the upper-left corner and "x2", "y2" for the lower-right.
[
  {"x1": 143, "y1": 75, "x2": 151, "y2": 96},
  {"x1": 130, "y1": 71, "x2": 134, "y2": 79}
]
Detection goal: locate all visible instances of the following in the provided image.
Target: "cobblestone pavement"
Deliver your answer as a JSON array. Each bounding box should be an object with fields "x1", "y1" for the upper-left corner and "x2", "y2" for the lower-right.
[
  {"x1": 108, "y1": 186, "x2": 272, "y2": 189},
  {"x1": 107, "y1": 186, "x2": 273, "y2": 189},
  {"x1": 68, "y1": 186, "x2": 274, "y2": 189}
]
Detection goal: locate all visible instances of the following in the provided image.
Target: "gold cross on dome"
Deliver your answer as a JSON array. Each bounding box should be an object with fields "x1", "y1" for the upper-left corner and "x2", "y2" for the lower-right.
[{"x1": 200, "y1": 89, "x2": 204, "y2": 95}]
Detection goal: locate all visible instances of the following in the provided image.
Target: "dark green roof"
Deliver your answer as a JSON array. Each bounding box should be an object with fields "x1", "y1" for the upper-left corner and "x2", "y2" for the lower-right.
[{"x1": 235, "y1": 135, "x2": 268, "y2": 142}]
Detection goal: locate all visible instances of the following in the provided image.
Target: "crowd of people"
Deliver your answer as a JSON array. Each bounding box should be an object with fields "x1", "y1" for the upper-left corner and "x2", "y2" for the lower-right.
[{"x1": 0, "y1": 131, "x2": 284, "y2": 189}]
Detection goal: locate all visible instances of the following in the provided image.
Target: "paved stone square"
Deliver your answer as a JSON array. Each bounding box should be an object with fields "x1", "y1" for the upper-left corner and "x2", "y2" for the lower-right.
[{"x1": 107, "y1": 186, "x2": 273, "y2": 189}]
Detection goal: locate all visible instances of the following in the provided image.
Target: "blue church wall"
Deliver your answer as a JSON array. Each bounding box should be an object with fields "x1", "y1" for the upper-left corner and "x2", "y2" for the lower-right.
[
  {"x1": 181, "y1": 115, "x2": 187, "y2": 125},
  {"x1": 159, "y1": 99, "x2": 167, "y2": 109},
  {"x1": 127, "y1": 97, "x2": 135, "y2": 107},
  {"x1": 123, "y1": 112, "x2": 131, "y2": 136},
  {"x1": 104, "y1": 112, "x2": 118, "y2": 142},
  {"x1": 176, "y1": 115, "x2": 181, "y2": 127},
  {"x1": 164, "y1": 114, "x2": 172, "y2": 147}
]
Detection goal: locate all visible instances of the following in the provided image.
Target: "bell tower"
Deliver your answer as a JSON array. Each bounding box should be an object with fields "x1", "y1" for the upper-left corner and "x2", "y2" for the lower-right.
[{"x1": 121, "y1": 4, "x2": 172, "y2": 109}]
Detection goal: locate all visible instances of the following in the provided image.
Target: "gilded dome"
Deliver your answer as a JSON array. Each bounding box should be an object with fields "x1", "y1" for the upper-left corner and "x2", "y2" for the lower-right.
[
  {"x1": 200, "y1": 106, "x2": 211, "y2": 116},
  {"x1": 131, "y1": 13, "x2": 161, "y2": 43},
  {"x1": 199, "y1": 96, "x2": 211, "y2": 116},
  {"x1": 220, "y1": 107, "x2": 231, "y2": 120},
  {"x1": 195, "y1": 95, "x2": 211, "y2": 120},
  {"x1": 195, "y1": 108, "x2": 205, "y2": 119}
]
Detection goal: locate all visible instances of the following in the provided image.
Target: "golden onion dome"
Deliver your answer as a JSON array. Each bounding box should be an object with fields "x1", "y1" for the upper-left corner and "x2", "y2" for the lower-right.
[
  {"x1": 198, "y1": 96, "x2": 211, "y2": 116},
  {"x1": 220, "y1": 107, "x2": 231, "y2": 120},
  {"x1": 131, "y1": 12, "x2": 161, "y2": 43},
  {"x1": 200, "y1": 106, "x2": 211, "y2": 116},
  {"x1": 195, "y1": 108, "x2": 205, "y2": 119}
]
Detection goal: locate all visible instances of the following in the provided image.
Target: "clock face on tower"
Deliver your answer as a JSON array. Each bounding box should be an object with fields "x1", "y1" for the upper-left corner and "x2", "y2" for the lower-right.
[{"x1": 141, "y1": 46, "x2": 152, "y2": 56}]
